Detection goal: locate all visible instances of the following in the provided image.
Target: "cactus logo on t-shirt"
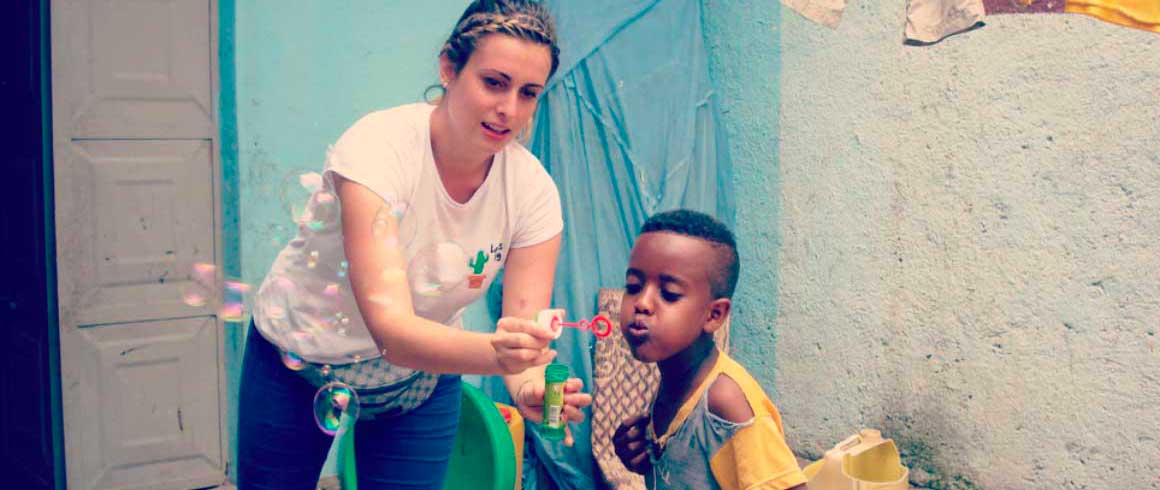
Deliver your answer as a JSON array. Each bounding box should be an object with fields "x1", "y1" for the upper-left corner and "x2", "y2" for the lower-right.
[{"x1": 466, "y1": 242, "x2": 505, "y2": 289}]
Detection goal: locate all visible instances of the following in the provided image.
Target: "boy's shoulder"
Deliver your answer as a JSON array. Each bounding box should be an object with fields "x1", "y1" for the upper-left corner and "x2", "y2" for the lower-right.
[{"x1": 707, "y1": 353, "x2": 776, "y2": 423}]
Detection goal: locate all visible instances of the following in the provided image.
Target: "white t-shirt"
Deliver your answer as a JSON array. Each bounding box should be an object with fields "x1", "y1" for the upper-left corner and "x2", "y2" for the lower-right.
[{"x1": 254, "y1": 103, "x2": 563, "y2": 365}]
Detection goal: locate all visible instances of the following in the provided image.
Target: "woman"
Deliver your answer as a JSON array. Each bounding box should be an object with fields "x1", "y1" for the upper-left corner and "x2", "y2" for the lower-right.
[{"x1": 237, "y1": 1, "x2": 590, "y2": 488}]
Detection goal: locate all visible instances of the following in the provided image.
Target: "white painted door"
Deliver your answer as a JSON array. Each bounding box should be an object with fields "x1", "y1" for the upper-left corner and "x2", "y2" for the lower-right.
[{"x1": 51, "y1": 0, "x2": 226, "y2": 488}]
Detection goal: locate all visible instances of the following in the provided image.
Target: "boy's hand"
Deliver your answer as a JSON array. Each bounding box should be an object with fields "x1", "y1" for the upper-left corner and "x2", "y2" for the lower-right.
[
  {"x1": 513, "y1": 378, "x2": 592, "y2": 446},
  {"x1": 613, "y1": 413, "x2": 653, "y2": 475},
  {"x1": 491, "y1": 317, "x2": 557, "y2": 374}
]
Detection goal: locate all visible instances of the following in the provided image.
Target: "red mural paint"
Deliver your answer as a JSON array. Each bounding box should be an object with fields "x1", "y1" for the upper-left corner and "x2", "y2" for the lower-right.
[{"x1": 983, "y1": 0, "x2": 1067, "y2": 14}]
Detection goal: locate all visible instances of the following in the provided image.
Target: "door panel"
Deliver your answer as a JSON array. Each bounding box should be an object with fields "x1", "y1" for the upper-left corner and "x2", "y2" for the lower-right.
[
  {"x1": 55, "y1": 0, "x2": 213, "y2": 139},
  {"x1": 61, "y1": 317, "x2": 223, "y2": 489},
  {"x1": 55, "y1": 140, "x2": 216, "y2": 327}
]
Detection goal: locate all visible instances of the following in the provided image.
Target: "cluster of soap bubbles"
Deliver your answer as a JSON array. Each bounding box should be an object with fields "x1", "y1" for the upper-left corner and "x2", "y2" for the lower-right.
[
  {"x1": 180, "y1": 262, "x2": 252, "y2": 323},
  {"x1": 181, "y1": 170, "x2": 469, "y2": 435}
]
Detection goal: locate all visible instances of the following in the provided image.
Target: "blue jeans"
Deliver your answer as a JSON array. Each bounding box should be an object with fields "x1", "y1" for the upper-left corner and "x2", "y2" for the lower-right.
[{"x1": 237, "y1": 322, "x2": 462, "y2": 489}]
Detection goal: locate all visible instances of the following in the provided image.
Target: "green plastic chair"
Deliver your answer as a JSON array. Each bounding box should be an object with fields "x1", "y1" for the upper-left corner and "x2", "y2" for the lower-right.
[{"x1": 338, "y1": 381, "x2": 517, "y2": 490}]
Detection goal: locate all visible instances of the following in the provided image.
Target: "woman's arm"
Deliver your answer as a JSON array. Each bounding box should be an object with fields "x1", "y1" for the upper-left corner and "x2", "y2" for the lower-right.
[
  {"x1": 498, "y1": 234, "x2": 563, "y2": 396},
  {"x1": 337, "y1": 176, "x2": 554, "y2": 375},
  {"x1": 499, "y1": 234, "x2": 593, "y2": 446}
]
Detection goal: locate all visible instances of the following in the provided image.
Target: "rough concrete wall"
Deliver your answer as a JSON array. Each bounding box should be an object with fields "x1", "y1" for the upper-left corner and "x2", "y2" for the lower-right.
[
  {"x1": 772, "y1": 3, "x2": 1160, "y2": 490},
  {"x1": 704, "y1": 1, "x2": 1159, "y2": 488}
]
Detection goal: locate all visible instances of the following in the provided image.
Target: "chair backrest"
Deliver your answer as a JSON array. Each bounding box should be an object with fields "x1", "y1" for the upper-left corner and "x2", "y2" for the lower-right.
[{"x1": 590, "y1": 288, "x2": 731, "y2": 489}]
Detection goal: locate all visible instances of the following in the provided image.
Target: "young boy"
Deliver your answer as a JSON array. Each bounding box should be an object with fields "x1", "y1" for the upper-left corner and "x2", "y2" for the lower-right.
[{"x1": 612, "y1": 209, "x2": 808, "y2": 490}]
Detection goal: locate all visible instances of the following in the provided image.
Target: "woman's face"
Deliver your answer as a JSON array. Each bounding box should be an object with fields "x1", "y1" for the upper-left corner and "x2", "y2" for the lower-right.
[{"x1": 440, "y1": 34, "x2": 552, "y2": 157}]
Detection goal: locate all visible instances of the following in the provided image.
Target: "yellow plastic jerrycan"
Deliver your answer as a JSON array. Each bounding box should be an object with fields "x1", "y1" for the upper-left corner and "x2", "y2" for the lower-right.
[{"x1": 802, "y1": 429, "x2": 909, "y2": 490}]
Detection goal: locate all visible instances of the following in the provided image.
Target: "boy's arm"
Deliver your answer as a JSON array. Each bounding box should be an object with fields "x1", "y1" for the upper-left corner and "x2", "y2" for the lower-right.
[
  {"x1": 708, "y1": 375, "x2": 809, "y2": 490},
  {"x1": 707, "y1": 374, "x2": 756, "y2": 422}
]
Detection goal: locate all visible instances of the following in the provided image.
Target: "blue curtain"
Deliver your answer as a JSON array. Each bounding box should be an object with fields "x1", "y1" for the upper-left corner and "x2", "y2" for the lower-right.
[{"x1": 477, "y1": 1, "x2": 735, "y2": 488}]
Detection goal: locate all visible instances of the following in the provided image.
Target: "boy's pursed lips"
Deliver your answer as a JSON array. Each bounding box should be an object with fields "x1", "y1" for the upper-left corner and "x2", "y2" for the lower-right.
[{"x1": 625, "y1": 320, "x2": 650, "y2": 344}]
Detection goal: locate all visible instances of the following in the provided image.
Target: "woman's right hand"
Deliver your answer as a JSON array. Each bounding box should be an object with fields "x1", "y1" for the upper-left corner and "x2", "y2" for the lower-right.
[{"x1": 490, "y1": 317, "x2": 557, "y2": 374}]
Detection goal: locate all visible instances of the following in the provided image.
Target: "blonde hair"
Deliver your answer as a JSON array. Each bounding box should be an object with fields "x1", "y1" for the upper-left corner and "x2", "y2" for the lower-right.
[{"x1": 440, "y1": 0, "x2": 560, "y2": 79}]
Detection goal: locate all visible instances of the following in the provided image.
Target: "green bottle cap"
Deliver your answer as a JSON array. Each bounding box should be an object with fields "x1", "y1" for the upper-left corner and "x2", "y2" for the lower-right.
[{"x1": 545, "y1": 363, "x2": 569, "y2": 382}]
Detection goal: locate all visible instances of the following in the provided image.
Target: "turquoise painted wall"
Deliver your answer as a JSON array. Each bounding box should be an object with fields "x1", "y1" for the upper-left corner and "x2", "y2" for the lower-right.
[
  {"x1": 229, "y1": 0, "x2": 471, "y2": 479},
  {"x1": 235, "y1": 0, "x2": 470, "y2": 284},
  {"x1": 701, "y1": 0, "x2": 784, "y2": 392}
]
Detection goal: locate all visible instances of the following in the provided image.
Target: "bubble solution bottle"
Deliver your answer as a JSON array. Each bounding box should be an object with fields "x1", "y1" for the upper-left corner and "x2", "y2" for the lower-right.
[{"x1": 541, "y1": 363, "x2": 569, "y2": 440}]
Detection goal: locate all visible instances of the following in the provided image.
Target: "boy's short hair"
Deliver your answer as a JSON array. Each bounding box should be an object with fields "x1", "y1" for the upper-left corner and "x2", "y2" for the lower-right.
[{"x1": 639, "y1": 209, "x2": 739, "y2": 299}]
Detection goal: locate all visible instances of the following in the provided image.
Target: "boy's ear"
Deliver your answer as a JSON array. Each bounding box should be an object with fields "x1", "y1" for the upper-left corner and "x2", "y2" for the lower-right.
[{"x1": 703, "y1": 298, "x2": 732, "y2": 334}]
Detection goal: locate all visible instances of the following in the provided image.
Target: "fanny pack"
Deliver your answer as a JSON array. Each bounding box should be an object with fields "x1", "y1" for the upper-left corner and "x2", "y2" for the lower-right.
[{"x1": 296, "y1": 354, "x2": 439, "y2": 419}]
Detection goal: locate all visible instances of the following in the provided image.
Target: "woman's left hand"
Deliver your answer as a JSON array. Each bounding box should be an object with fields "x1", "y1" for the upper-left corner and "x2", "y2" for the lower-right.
[{"x1": 513, "y1": 377, "x2": 593, "y2": 446}]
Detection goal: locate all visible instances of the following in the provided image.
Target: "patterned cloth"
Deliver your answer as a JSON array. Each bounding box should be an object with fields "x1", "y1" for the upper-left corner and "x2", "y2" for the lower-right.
[{"x1": 296, "y1": 357, "x2": 440, "y2": 419}]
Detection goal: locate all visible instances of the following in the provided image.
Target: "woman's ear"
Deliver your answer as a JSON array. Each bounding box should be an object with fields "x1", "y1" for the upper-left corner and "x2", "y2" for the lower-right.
[
  {"x1": 703, "y1": 298, "x2": 732, "y2": 334},
  {"x1": 438, "y1": 54, "x2": 457, "y2": 88}
]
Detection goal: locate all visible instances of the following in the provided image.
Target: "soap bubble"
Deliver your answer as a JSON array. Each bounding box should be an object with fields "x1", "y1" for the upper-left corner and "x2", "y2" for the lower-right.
[
  {"x1": 407, "y1": 242, "x2": 468, "y2": 297},
  {"x1": 313, "y1": 381, "x2": 359, "y2": 436}
]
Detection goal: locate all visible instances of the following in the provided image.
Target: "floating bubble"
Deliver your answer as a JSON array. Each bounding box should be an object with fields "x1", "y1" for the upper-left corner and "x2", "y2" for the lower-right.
[
  {"x1": 272, "y1": 275, "x2": 297, "y2": 294},
  {"x1": 296, "y1": 311, "x2": 332, "y2": 335},
  {"x1": 415, "y1": 282, "x2": 443, "y2": 297},
  {"x1": 219, "y1": 280, "x2": 253, "y2": 322},
  {"x1": 372, "y1": 214, "x2": 390, "y2": 238},
  {"x1": 281, "y1": 171, "x2": 339, "y2": 232},
  {"x1": 388, "y1": 200, "x2": 408, "y2": 219},
  {"x1": 181, "y1": 262, "x2": 219, "y2": 307},
  {"x1": 368, "y1": 293, "x2": 393, "y2": 307},
  {"x1": 265, "y1": 304, "x2": 287, "y2": 320},
  {"x1": 265, "y1": 222, "x2": 296, "y2": 250},
  {"x1": 323, "y1": 283, "x2": 340, "y2": 298},
  {"x1": 372, "y1": 199, "x2": 416, "y2": 248},
  {"x1": 301, "y1": 189, "x2": 338, "y2": 231},
  {"x1": 280, "y1": 172, "x2": 313, "y2": 223},
  {"x1": 307, "y1": 251, "x2": 319, "y2": 269},
  {"x1": 320, "y1": 364, "x2": 332, "y2": 377},
  {"x1": 281, "y1": 351, "x2": 307, "y2": 371},
  {"x1": 287, "y1": 330, "x2": 313, "y2": 346},
  {"x1": 407, "y1": 242, "x2": 467, "y2": 297},
  {"x1": 299, "y1": 172, "x2": 323, "y2": 192},
  {"x1": 181, "y1": 285, "x2": 211, "y2": 307},
  {"x1": 313, "y1": 381, "x2": 359, "y2": 436},
  {"x1": 338, "y1": 260, "x2": 349, "y2": 278},
  {"x1": 191, "y1": 262, "x2": 217, "y2": 283}
]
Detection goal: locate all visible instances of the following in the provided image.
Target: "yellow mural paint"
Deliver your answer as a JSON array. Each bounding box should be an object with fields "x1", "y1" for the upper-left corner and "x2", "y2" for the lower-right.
[{"x1": 1067, "y1": 0, "x2": 1160, "y2": 32}]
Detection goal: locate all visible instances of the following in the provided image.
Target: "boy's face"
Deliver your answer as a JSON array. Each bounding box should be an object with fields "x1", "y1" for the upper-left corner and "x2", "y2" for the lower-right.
[{"x1": 621, "y1": 231, "x2": 722, "y2": 363}]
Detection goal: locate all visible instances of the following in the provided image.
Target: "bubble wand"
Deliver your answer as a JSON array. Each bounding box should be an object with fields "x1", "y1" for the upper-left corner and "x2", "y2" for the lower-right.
[{"x1": 536, "y1": 309, "x2": 614, "y2": 339}]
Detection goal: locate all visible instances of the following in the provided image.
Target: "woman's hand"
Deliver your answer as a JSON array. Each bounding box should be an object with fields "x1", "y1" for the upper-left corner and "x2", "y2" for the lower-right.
[
  {"x1": 490, "y1": 317, "x2": 557, "y2": 374},
  {"x1": 513, "y1": 377, "x2": 593, "y2": 446}
]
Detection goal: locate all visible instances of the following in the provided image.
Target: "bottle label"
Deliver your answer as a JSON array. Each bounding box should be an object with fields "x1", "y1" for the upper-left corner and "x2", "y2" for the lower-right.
[{"x1": 544, "y1": 382, "x2": 565, "y2": 428}]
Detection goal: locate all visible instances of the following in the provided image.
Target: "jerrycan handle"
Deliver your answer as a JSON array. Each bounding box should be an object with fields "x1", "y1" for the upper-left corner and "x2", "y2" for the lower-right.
[{"x1": 836, "y1": 429, "x2": 884, "y2": 452}]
